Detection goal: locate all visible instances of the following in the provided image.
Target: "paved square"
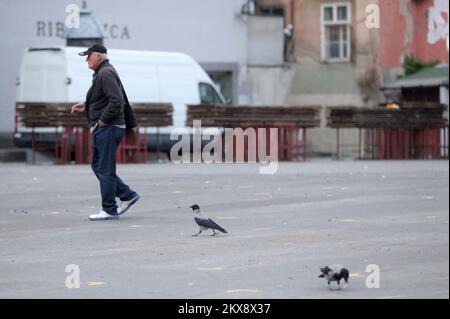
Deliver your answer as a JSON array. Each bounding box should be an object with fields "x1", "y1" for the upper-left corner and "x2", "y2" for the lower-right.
[{"x1": 0, "y1": 160, "x2": 448, "y2": 298}]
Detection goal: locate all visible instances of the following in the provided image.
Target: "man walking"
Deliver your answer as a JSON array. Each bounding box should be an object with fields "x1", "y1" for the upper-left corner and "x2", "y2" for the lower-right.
[{"x1": 71, "y1": 44, "x2": 140, "y2": 221}]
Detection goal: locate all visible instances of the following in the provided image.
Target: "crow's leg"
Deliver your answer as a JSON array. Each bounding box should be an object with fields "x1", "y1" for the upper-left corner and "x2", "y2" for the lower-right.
[
  {"x1": 328, "y1": 282, "x2": 331, "y2": 290},
  {"x1": 211, "y1": 229, "x2": 217, "y2": 236},
  {"x1": 192, "y1": 229, "x2": 202, "y2": 237},
  {"x1": 337, "y1": 280, "x2": 341, "y2": 290}
]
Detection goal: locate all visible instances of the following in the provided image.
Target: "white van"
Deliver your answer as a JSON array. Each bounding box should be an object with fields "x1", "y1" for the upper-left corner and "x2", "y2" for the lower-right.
[{"x1": 14, "y1": 45, "x2": 225, "y2": 150}]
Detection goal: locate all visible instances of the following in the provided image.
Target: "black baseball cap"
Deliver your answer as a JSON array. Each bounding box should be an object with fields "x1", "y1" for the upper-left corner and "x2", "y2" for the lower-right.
[{"x1": 78, "y1": 44, "x2": 107, "y2": 56}]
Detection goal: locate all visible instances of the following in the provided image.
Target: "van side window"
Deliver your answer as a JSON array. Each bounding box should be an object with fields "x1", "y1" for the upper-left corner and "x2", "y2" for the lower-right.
[{"x1": 199, "y1": 83, "x2": 223, "y2": 104}]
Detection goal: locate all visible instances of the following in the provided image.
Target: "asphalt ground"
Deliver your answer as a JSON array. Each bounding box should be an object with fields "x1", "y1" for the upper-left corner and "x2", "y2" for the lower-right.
[{"x1": 0, "y1": 160, "x2": 448, "y2": 299}]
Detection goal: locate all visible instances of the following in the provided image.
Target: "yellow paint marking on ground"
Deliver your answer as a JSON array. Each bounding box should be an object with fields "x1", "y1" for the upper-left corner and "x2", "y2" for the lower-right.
[
  {"x1": 49, "y1": 211, "x2": 62, "y2": 215},
  {"x1": 129, "y1": 225, "x2": 144, "y2": 228},
  {"x1": 350, "y1": 272, "x2": 364, "y2": 278},
  {"x1": 421, "y1": 196, "x2": 434, "y2": 200},
  {"x1": 87, "y1": 281, "x2": 107, "y2": 286},
  {"x1": 341, "y1": 219, "x2": 355, "y2": 223}
]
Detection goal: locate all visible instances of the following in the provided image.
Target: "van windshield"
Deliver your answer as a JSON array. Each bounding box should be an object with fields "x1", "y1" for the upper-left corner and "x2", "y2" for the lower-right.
[{"x1": 199, "y1": 83, "x2": 224, "y2": 104}]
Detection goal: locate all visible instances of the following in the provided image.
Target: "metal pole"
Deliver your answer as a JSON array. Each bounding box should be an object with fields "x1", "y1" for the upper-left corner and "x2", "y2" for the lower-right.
[
  {"x1": 156, "y1": 127, "x2": 160, "y2": 162},
  {"x1": 303, "y1": 128, "x2": 307, "y2": 162},
  {"x1": 358, "y1": 128, "x2": 362, "y2": 160},
  {"x1": 32, "y1": 127, "x2": 36, "y2": 165},
  {"x1": 441, "y1": 126, "x2": 445, "y2": 158},
  {"x1": 447, "y1": 125, "x2": 449, "y2": 159},
  {"x1": 423, "y1": 127, "x2": 427, "y2": 159},
  {"x1": 386, "y1": 128, "x2": 390, "y2": 160},
  {"x1": 371, "y1": 128, "x2": 374, "y2": 160},
  {"x1": 336, "y1": 127, "x2": 340, "y2": 160},
  {"x1": 446, "y1": 125, "x2": 449, "y2": 158},
  {"x1": 54, "y1": 127, "x2": 58, "y2": 163},
  {"x1": 144, "y1": 127, "x2": 148, "y2": 163},
  {"x1": 403, "y1": 129, "x2": 408, "y2": 159}
]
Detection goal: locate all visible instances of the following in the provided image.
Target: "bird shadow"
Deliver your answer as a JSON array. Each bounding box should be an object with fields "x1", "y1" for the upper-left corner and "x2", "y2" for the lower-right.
[{"x1": 191, "y1": 233, "x2": 229, "y2": 239}]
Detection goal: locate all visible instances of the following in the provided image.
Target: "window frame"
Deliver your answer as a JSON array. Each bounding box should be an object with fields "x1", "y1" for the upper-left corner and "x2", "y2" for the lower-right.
[
  {"x1": 199, "y1": 82, "x2": 224, "y2": 105},
  {"x1": 320, "y1": 2, "x2": 352, "y2": 63}
]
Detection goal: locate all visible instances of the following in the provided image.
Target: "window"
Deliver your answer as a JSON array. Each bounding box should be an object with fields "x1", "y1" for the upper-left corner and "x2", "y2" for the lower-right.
[
  {"x1": 321, "y1": 3, "x2": 351, "y2": 62},
  {"x1": 259, "y1": 6, "x2": 285, "y2": 17},
  {"x1": 199, "y1": 83, "x2": 223, "y2": 105},
  {"x1": 208, "y1": 71, "x2": 233, "y2": 104}
]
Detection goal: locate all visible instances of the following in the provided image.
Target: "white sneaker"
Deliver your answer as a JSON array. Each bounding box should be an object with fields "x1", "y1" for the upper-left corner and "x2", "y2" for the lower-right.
[
  {"x1": 118, "y1": 194, "x2": 140, "y2": 215},
  {"x1": 89, "y1": 210, "x2": 119, "y2": 221}
]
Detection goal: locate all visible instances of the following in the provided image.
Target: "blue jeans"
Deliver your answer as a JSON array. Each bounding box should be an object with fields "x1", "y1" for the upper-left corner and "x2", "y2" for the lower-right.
[{"x1": 91, "y1": 125, "x2": 136, "y2": 214}]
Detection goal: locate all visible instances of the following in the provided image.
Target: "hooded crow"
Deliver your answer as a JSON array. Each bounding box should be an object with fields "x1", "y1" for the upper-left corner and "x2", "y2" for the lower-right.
[
  {"x1": 189, "y1": 204, "x2": 228, "y2": 237},
  {"x1": 318, "y1": 264, "x2": 349, "y2": 290}
]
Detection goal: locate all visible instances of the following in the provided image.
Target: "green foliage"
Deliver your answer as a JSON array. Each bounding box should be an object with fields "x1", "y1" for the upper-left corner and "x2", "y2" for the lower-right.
[{"x1": 403, "y1": 55, "x2": 439, "y2": 75}]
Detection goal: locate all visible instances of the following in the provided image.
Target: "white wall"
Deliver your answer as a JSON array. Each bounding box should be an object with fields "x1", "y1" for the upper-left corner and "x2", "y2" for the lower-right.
[
  {"x1": 247, "y1": 16, "x2": 284, "y2": 66},
  {"x1": 247, "y1": 66, "x2": 294, "y2": 105},
  {"x1": 0, "y1": 0, "x2": 250, "y2": 132}
]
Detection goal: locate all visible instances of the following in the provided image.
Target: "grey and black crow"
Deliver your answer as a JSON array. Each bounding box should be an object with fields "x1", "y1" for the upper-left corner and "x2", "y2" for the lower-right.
[
  {"x1": 318, "y1": 264, "x2": 349, "y2": 290},
  {"x1": 189, "y1": 204, "x2": 228, "y2": 236}
]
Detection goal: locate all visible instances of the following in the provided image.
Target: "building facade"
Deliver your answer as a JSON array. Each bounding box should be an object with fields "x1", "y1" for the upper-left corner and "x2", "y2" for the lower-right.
[
  {"x1": 1, "y1": 0, "x2": 448, "y2": 157},
  {"x1": 0, "y1": 0, "x2": 258, "y2": 134},
  {"x1": 255, "y1": 0, "x2": 448, "y2": 155},
  {"x1": 379, "y1": 0, "x2": 449, "y2": 83}
]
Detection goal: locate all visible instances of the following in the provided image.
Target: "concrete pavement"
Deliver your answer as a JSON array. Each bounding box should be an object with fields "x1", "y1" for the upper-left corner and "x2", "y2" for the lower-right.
[{"x1": 0, "y1": 160, "x2": 448, "y2": 298}]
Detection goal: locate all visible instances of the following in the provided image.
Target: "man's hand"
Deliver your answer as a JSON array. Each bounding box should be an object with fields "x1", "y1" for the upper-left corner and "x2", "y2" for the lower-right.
[
  {"x1": 98, "y1": 120, "x2": 108, "y2": 126},
  {"x1": 71, "y1": 102, "x2": 85, "y2": 113}
]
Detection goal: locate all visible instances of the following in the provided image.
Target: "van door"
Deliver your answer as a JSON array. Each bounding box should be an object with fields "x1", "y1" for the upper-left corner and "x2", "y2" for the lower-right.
[
  {"x1": 18, "y1": 49, "x2": 67, "y2": 102},
  {"x1": 158, "y1": 65, "x2": 197, "y2": 128}
]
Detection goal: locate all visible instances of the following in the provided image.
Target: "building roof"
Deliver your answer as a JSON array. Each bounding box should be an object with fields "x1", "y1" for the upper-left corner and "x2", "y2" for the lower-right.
[
  {"x1": 63, "y1": 9, "x2": 104, "y2": 39},
  {"x1": 383, "y1": 65, "x2": 449, "y2": 89}
]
